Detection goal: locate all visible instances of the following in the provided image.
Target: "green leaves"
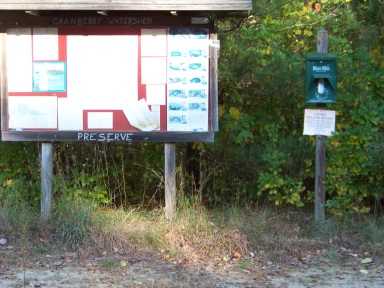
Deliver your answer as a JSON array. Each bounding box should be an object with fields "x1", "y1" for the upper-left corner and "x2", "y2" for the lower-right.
[
  {"x1": 325, "y1": 50, "x2": 384, "y2": 213},
  {"x1": 213, "y1": 0, "x2": 383, "y2": 211},
  {"x1": 0, "y1": 143, "x2": 40, "y2": 207}
]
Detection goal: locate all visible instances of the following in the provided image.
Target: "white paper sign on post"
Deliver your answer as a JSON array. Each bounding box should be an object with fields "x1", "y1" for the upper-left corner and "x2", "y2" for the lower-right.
[{"x1": 303, "y1": 109, "x2": 336, "y2": 136}]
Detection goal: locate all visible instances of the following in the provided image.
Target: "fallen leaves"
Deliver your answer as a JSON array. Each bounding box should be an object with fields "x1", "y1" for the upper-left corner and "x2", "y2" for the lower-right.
[
  {"x1": 361, "y1": 257, "x2": 373, "y2": 264},
  {"x1": 233, "y1": 251, "x2": 242, "y2": 259},
  {"x1": 0, "y1": 270, "x2": 13, "y2": 275},
  {"x1": 161, "y1": 250, "x2": 171, "y2": 261}
]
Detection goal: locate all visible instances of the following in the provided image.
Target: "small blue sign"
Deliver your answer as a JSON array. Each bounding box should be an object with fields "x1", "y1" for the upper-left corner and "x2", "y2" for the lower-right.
[{"x1": 33, "y1": 62, "x2": 66, "y2": 92}]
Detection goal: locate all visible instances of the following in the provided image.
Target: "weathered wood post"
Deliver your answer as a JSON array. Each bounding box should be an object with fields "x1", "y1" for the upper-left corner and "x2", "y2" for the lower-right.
[
  {"x1": 315, "y1": 29, "x2": 328, "y2": 222},
  {"x1": 0, "y1": 32, "x2": 7, "y2": 136},
  {"x1": 41, "y1": 142, "x2": 53, "y2": 221},
  {"x1": 164, "y1": 143, "x2": 176, "y2": 221},
  {"x1": 209, "y1": 31, "x2": 219, "y2": 132}
]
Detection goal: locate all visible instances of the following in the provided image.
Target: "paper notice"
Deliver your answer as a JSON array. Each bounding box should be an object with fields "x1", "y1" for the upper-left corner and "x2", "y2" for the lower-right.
[
  {"x1": 8, "y1": 96, "x2": 57, "y2": 129},
  {"x1": 123, "y1": 99, "x2": 159, "y2": 131},
  {"x1": 303, "y1": 109, "x2": 336, "y2": 136}
]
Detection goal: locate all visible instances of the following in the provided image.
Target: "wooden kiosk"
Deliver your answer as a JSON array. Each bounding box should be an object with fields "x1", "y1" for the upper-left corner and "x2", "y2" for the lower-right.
[{"x1": 0, "y1": 0, "x2": 252, "y2": 220}]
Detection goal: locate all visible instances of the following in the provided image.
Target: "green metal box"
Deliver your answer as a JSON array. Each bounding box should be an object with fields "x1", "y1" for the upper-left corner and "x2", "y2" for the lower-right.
[{"x1": 306, "y1": 53, "x2": 337, "y2": 103}]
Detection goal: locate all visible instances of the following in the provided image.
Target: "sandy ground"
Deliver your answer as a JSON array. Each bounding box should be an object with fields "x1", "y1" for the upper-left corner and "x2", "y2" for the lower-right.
[{"x1": 1, "y1": 253, "x2": 384, "y2": 288}]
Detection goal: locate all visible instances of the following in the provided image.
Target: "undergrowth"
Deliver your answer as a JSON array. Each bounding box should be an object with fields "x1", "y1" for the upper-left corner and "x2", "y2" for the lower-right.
[{"x1": 0, "y1": 194, "x2": 383, "y2": 264}]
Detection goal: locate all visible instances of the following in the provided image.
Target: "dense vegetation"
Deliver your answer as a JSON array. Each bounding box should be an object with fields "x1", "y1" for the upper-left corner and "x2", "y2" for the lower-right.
[{"x1": 0, "y1": 0, "x2": 383, "y2": 215}]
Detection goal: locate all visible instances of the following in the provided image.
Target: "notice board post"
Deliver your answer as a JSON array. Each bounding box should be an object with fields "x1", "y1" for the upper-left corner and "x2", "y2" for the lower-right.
[
  {"x1": 165, "y1": 143, "x2": 176, "y2": 222},
  {"x1": 315, "y1": 29, "x2": 328, "y2": 222},
  {"x1": 41, "y1": 142, "x2": 53, "y2": 221}
]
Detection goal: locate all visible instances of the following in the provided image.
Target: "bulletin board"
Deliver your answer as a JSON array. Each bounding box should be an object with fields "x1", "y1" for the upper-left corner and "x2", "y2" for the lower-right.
[{"x1": 0, "y1": 15, "x2": 218, "y2": 142}]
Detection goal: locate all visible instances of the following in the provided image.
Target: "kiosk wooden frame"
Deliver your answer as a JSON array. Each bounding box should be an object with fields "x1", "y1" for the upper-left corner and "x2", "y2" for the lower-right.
[{"x1": 0, "y1": 1, "x2": 252, "y2": 11}]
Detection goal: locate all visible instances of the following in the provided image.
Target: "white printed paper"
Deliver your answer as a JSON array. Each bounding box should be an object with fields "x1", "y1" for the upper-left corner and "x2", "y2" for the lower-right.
[
  {"x1": 146, "y1": 84, "x2": 166, "y2": 105},
  {"x1": 8, "y1": 96, "x2": 57, "y2": 129},
  {"x1": 58, "y1": 98, "x2": 83, "y2": 130},
  {"x1": 141, "y1": 57, "x2": 167, "y2": 84},
  {"x1": 67, "y1": 34, "x2": 138, "y2": 103},
  {"x1": 141, "y1": 28, "x2": 167, "y2": 56},
  {"x1": 303, "y1": 109, "x2": 336, "y2": 136},
  {"x1": 167, "y1": 27, "x2": 210, "y2": 131},
  {"x1": 123, "y1": 99, "x2": 159, "y2": 131},
  {"x1": 88, "y1": 112, "x2": 113, "y2": 129},
  {"x1": 33, "y1": 28, "x2": 58, "y2": 60},
  {"x1": 6, "y1": 28, "x2": 33, "y2": 92},
  {"x1": 151, "y1": 105, "x2": 161, "y2": 130}
]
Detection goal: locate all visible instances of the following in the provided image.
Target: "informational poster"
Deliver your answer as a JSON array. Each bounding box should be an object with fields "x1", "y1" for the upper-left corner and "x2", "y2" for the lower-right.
[
  {"x1": 303, "y1": 109, "x2": 336, "y2": 136},
  {"x1": 33, "y1": 62, "x2": 66, "y2": 92},
  {"x1": 6, "y1": 28, "x2": 33, "y2": 92},
  {"x1": 32, "y1": 28, "x2": 58, "y2": 60},
  {"x1": 167, "y1": 28, "x2": 209, "y2": 131},
  {"x1": 8, "y1": 96, "x2": 58, "y2": 129}
]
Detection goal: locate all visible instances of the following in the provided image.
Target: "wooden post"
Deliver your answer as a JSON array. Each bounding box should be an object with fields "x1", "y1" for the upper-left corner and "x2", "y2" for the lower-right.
[
  {"x1": 209, "y1": 29, "x2": 219, "y2": 132},
  {"x1": 315, "y1": 29, "x2": 328, "y2": 222},
  {"x1": 164, "y1": 143, "x2": 176, "y2": 222},
  {"x1": 41, "y1": 142, "x2": 53, "y2": 222},
  {"x1": 0, "y1": 31, "x2": 8, "y2": 136}
]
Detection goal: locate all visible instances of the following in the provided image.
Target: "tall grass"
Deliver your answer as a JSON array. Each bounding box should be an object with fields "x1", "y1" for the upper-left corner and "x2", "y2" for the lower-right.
[
  {"x1": 1, "y1": 194, "x2": 383, "y2": 263},
  {"x1": 0, "y1": 194, "x2": 38, "y2": 245}
]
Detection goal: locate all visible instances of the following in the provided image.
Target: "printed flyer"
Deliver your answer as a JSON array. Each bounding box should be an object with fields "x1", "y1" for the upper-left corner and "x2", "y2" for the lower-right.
[{"x1": 167, "y1": 28, "x2": 209, "y2": 131}]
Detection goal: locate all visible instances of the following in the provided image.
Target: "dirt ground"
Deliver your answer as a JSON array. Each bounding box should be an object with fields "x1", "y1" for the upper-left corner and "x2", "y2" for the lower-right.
[{"x1": 1, "y1": 249, "x2": 384, "y2": 288}]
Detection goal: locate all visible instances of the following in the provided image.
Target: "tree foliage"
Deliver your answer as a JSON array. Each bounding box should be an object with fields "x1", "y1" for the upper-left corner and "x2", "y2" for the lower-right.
[
  {"x1": 0, "y1": 0, "x2": 383, "y2": 215},
  {"x1": 210, "y1": 0, "x2": 383, "y2": 212}
]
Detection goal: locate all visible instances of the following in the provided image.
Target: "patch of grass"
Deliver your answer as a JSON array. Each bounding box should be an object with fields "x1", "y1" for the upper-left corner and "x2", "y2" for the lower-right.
[
  {"x1": 0, "y1": 195, "x2": 38, "y2": 248},
  {"x1": 34, "y1": 245, "x2": 50, "y2": 255},
  {"x1": 51, "y1": 198, "x2": 94, "y2": 250},
  {"x1": 234, "y1": 259, "x2": 254, "y2": 270},
  {"x1": 89, "y1": 206, "x2": 169, "y2": 254},
  {"x1": 355, "y1": 214, "x2": 384, "y2": 260},
  {"x1": 99, "y1": 259, "x2": 116, "y2": 268},
  {"x1": 1, "y1": 194, "x2": 383, "y2": 265}
]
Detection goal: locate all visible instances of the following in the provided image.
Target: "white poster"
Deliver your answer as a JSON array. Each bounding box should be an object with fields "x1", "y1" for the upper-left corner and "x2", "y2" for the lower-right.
[
  {"x1": 67, "y1": 35, "x2": 138, "y2": 102},
  {"x1": 6, "y1": 28, "x2": 33, "y2": 92},
  {"x1": 88, "y1": 112, "x2": 113, "y2": 129},
  {"x1": 33, "y1": 28, "x2": 58, "y2": 60},
  {"x1": 151, "y1": 105, "x2": 161, "y2": 130},
  {"x1": 8, "y1": 96, "x2": 57, "y2": 129},
  {"x1": 303, "y1": 109, "x2": 336, "y2": 136},
  {"x1": 141, "y1": 57, "x2": 167, "y2": 84},
  {"x1": 141, "y1": 28, "x2": 167, "y2": 56},
  {"x1": 62, "y1": 34, "x2": 138, "y2": 130},
  {"x1": 123, "y1": 99, "x2": 159, "y2": 131},
  {"x1": 57, "y1": 98, "x2": 83, "y2": 130},
  {"x1": 146, "y1": 84, "x2": 166, "y2": 105}
]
